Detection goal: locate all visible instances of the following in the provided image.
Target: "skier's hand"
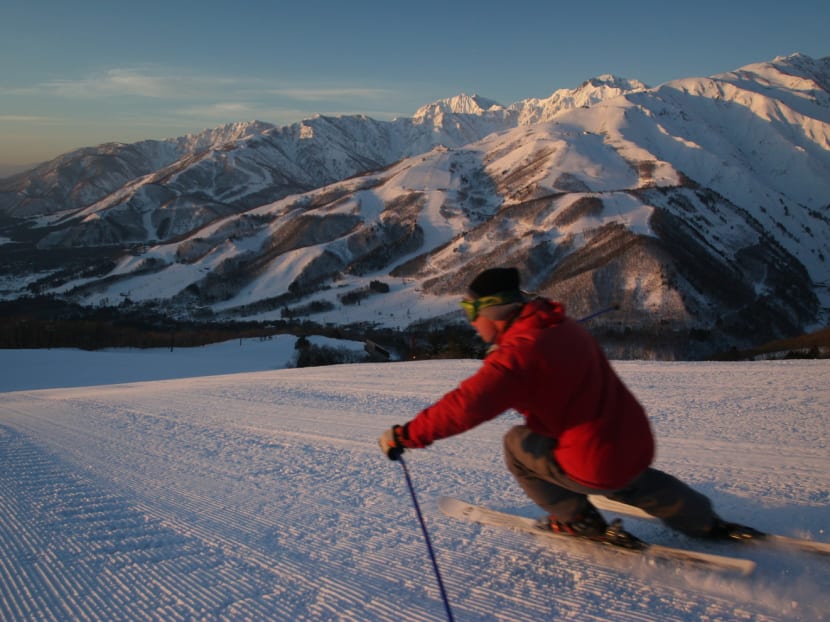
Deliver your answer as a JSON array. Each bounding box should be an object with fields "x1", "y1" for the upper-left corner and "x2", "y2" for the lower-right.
[{"x1": 378, "y1": 425, "x2": 405, "y2": 461}]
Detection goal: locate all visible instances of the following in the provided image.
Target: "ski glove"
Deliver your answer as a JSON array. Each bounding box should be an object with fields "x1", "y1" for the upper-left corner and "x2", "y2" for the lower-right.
[{"x1": 378, "y1": 425, "x2": 406, "y2": 461}]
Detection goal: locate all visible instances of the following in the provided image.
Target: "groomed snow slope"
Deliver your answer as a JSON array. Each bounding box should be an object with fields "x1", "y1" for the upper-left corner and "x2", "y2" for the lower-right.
[{"x1": 1, "y1": 350, "x2": 828, "y2": 621}]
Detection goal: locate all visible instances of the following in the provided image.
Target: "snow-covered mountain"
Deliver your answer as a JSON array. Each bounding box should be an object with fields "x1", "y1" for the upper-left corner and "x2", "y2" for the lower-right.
[{"x1": 1, "y1": 53, "x2": 828, "y2": 358}]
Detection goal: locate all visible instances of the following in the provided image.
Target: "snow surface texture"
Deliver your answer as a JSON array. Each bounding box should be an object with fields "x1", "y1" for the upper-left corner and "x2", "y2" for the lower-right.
[{"x1": 1, "y1": 345, "x2": 828, "y2": 621}]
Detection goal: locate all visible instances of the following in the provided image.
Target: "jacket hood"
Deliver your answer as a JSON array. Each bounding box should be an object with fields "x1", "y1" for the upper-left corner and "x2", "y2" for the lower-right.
[{"x1": 496, "y1": 298, "x2": 566, "y2": 345}]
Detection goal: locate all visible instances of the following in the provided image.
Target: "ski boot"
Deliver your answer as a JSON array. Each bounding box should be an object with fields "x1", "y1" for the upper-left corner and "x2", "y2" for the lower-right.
[
  {"x1": 706, "y1": 518, "x2": 766, "y2": 542},
  {"x1": 542, "y1": 505, "x2": 647, "y2": 550},
  {"x1": 602, "y1": 518, "x2": 647, "y2": 550},
  {"x1": 547, "y1": 504, "x2": 608, "y2": 538}
]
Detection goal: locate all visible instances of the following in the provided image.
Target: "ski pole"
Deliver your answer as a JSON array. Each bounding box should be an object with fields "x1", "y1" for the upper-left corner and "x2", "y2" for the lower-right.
[
  {"x1": 577, "y1": 303, "x2": 620, "y2": 323},
  {"x1": 398, "y1": 454, "x2": 455, "y2": 622}
]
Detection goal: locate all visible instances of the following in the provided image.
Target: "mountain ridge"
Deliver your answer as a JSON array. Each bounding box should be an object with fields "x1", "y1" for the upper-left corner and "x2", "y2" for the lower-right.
[{"x1": 1, "y1": 53, "x2": 828, "y2": 359}]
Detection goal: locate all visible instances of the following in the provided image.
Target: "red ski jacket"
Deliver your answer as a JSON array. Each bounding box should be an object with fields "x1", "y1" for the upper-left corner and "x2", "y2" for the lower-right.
[{"x1": 402, "y1": 299, "x2": 655, "y2": 490}]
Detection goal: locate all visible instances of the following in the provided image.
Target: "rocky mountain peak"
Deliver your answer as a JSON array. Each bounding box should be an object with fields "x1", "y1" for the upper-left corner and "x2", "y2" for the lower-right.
[{"x1": 413, "y1": 93, "x2": 505, "y2": 120}]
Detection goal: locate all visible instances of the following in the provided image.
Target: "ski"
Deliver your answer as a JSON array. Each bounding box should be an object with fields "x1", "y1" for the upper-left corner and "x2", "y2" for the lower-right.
[
  {"x1": 439, "y1": 497, "x2": 755, "y2": 575},
  {"x1": 589, "y1": 496, "x2": 830, "y2": 557}
]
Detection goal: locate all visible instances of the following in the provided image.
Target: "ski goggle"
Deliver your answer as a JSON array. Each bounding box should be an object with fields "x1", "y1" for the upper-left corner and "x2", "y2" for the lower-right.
[{"x1": 459, "y1": 292, "x2": 522, "y2": 322}]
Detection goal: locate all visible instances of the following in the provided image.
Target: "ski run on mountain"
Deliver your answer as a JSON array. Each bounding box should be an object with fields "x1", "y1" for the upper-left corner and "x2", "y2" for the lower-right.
[{"x1": 1, "y1": 345, "x2": 828, "y2": 621}]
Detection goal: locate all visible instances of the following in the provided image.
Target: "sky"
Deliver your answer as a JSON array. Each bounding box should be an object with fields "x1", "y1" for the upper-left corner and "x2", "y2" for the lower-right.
[{"x1": 1, "y1": 0, "x2": 828, "y2": 172}]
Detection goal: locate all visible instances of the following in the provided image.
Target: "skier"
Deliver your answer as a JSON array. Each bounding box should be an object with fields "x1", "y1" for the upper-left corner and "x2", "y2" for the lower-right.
[{"x1": 379, "y1": 267, "x2": 757, "y2": 542}]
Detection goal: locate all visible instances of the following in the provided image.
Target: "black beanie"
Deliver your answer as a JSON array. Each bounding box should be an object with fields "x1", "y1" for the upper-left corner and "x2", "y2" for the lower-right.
[{"x1": 468, "y1": 267, "x2": 521, "y2": 298}]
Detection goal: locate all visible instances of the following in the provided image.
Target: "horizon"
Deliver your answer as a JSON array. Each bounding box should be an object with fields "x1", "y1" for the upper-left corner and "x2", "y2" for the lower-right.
[{"x1": 1, "y1": 0, "x2": 828, "y2": 172}]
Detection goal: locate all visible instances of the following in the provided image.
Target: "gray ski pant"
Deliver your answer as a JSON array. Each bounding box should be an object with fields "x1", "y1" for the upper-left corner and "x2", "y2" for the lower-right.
[{"x1": 503, "y1": 424, "x2": 717, "y2": 537}]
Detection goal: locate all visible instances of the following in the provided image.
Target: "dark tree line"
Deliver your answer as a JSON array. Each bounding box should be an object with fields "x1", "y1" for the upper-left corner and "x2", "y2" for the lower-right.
[{"x1": 0, "y1": 296, "x2": 484, "y2": 361}]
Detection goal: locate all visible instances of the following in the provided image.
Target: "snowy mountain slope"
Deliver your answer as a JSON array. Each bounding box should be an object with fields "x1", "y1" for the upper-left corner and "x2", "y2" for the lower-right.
[
  {"x1": 0, "y1": 103, "x2": 506, "y2": 246},
  {"x1": 1, "y1": 351, "x2": 828, "y2": 621},
  {"x1": 0, "y1": 121, "x2": 280, "y2": 220},
  {"x1": 623, "y1": 63, "x2": 830, "y2": 276},
  {"x1": 0, "y1": 76, "x2": 650, "y2": 244},
  {"x1": 508, "y1": 74, "x2": 649, "y2": 125},
  {"x1": 1, "y1": 54, "x2": 828, "y2": 357}
]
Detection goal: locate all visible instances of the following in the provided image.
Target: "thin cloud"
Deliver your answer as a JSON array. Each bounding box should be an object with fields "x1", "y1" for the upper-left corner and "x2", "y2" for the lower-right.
[
  {"x1": 0, "y1": 114, "x2": 61, "y2": 123},
  {"x1": 15, "y1": 68, "x2": 237, "y2": 100},
  {"x1": 2, "y1": 67, "x2": 409, "y2": 125},
  {"x1": 1, "y1": 67, "x2": 415, "y2": 148},
  {"x1": 13, "y1": 68, "x2": 394, "y2": 104}
]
